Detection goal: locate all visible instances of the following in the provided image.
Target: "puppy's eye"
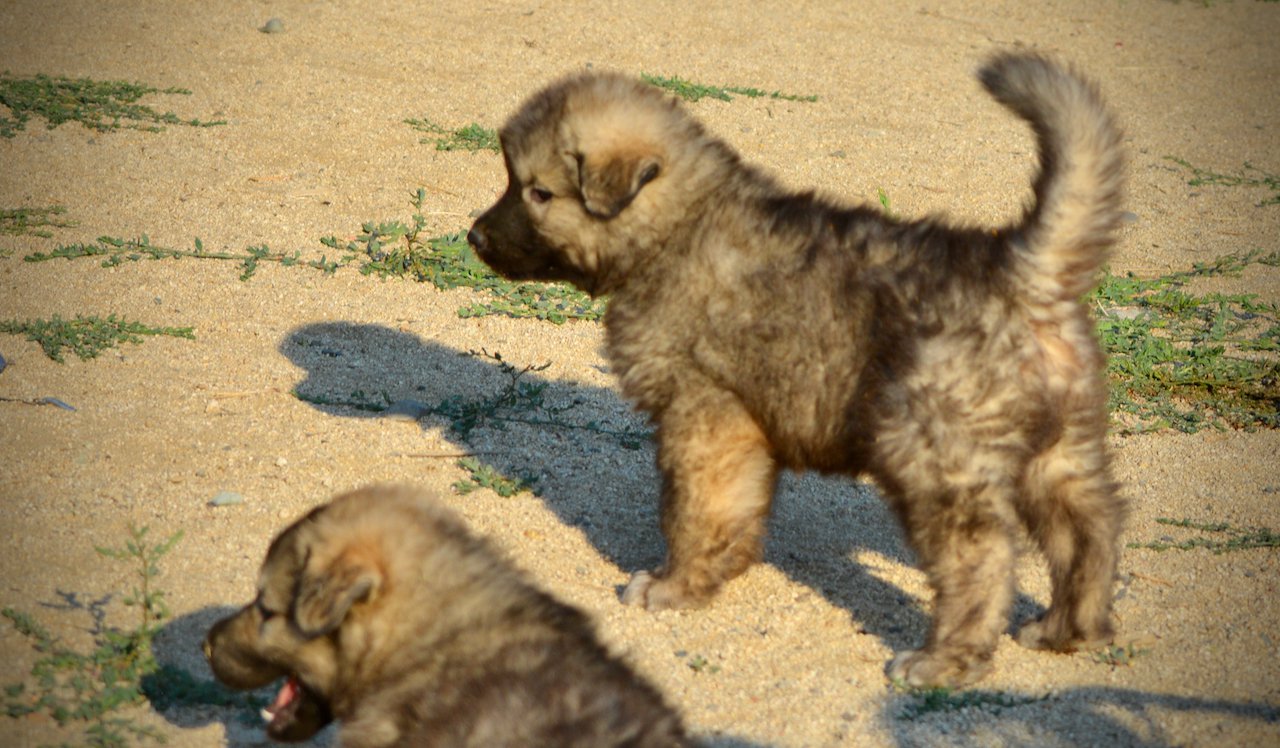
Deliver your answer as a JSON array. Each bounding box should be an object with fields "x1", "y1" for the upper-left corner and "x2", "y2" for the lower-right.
[{"x1": 529, "y1": 186, "x2": 554, "y2": 204}]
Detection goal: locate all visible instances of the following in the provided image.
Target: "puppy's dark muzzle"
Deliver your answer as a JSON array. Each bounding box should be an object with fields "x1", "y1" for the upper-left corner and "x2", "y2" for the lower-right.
[
  {"x1": 466, "y1": 227, "x2": 489, "y2": 255},
  {"x1": 204, "y1": 610, "x2": 286, "y2": 690}
]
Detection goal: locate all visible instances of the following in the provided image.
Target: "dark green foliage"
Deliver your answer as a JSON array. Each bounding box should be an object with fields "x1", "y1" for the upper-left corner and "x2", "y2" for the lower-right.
[{"x1": 0, "y1": 73, "x2": 224, "y2": 137}]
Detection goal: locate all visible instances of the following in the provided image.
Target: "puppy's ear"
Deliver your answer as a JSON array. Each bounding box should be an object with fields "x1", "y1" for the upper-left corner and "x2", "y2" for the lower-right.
[
  {"x1": 568, "y1": 146, "x2": 662, "y2": 219},
  {"x1": 292, "y1": 547, "x2": 382, "y2": 637}
]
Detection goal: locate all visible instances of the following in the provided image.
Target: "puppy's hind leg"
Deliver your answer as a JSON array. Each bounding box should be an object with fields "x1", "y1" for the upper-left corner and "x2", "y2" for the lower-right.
[
  {"x1": 886, "y1": 483, "x2": 1019, "y2": 689},
  {"x1": 1016, "y1": 425, "x2": 1124, "y2": 652},
  {"x1": 622, "y1": 391, "x2": 778, "y2": 611}
]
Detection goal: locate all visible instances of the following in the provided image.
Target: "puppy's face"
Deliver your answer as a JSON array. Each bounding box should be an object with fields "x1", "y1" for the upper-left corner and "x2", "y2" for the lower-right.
[
  {"x1": 204, "y1": 505, "x2": 381, "y2": 742},
  {"x1": 469, "y1": 73, "x2": 696, "y2": 297}
]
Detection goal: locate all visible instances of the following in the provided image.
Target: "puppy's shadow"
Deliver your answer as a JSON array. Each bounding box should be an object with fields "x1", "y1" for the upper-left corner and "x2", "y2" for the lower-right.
[{"x1": 282, "y1": 321, "x2": 1041, "y2": 653}]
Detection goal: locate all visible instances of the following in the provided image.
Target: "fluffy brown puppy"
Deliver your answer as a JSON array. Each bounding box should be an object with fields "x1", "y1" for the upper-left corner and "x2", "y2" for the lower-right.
[
  {"x1": 468, "y1": 53, "x2": 1126, "y2": 688},
  {"x1": 204, "y1": 485, "x2": 690, "y2": 747}
]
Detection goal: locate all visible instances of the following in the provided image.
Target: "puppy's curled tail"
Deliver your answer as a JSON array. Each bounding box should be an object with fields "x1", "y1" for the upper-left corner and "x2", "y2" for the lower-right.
[{"x1": 981, "y1": 53, "x2": 1124, "y2": 303}]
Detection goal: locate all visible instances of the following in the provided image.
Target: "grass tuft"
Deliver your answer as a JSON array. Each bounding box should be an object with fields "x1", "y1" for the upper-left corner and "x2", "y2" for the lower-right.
[
  {"x1": 0, "y1": 73, "x2": 224, "y2": 137},
  {"x1": 404, "y1": 118, "x2": 499, "y2": 152},
  {"x1": 0, "y1": 314, "x2": 195, "y2": 363},
  {"x1": 1091, "y1": 642, "x2": 1151, "y2": 668},
  {"x1": 1127, "y1": 517, "x2": 1279, "y2": 554},
  {"x1": 1, "y1": 206, "x2": 76, "y2": 237},
  {"x1": 641, "y1": 73, "x2": 818, "y2": 103},
  {"x1": 1165, "y1": 156, "x2": 1280, "y2": 207},
  {"x1": 1092, "y1": 249, "x2": 1280, "y2": 433},
  {"x1": 453, "y1": 457, "x2": 540, "y2": 497},
  {"x1": 25, "y1": 234, "x2": 346, "y2": 280}
]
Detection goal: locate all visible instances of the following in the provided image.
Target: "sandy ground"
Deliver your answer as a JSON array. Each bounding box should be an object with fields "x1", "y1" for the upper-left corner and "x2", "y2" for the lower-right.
[{"x1": 1, "y1": 1, "x2": 1278, "y2": 746}]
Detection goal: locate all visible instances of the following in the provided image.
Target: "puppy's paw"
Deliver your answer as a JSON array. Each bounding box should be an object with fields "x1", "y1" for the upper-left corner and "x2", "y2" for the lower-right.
[
  {"x1": 621, "y1": 571, "x2": 657, "y2": 607},
  {"x1": 1017, "y1": 616, "x2": 1112, "y2": 652},
  {"x1": 620, "y1": 570, "x2": 701, "y2": 611},
  {"x1": 888, "y1": 649, "x2": 992, "y2": 689},
  {"x1": 1015, "y1": 619, "x2": 1061, "y2": 651}
]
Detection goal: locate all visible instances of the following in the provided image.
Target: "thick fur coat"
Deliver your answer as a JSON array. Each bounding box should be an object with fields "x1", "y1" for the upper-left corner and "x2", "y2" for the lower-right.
[{"x1": 468, "y1": 53, "x2": 1127, "y2": 687}]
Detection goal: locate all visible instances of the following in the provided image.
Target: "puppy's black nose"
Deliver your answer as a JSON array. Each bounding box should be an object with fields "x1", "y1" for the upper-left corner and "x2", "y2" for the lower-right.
[{"x1": 466, "y1": 228, "x2": 486, "y2": 252}]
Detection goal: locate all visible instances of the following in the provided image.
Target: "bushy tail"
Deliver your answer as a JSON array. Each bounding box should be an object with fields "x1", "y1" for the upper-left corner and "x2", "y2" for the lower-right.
[{"x1": 981, "y1": 53, "x2": 1125, "y2": 302}]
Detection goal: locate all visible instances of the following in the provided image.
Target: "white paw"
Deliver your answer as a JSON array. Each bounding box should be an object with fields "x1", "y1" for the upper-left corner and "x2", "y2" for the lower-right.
[{"x1": 621, "y1": 570, "x2": 655, "y2": 607}]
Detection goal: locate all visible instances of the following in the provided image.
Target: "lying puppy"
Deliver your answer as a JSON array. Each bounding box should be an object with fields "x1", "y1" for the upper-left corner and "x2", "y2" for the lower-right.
[
  {"x1": 204, "y1": 485, "x2": 690, "y2": 747},
  {"x1": 468, "y1": 53, "x2": 1127, "y2": 687}
]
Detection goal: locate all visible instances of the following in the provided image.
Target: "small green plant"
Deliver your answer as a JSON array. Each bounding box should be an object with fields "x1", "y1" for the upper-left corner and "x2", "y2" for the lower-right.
[
  {"x1": 430, "y1": 352, "x2": 560, "y2": 440},
  {"x1": 453, "y1": 457, "x2": 540, "y2": 497},
  {"x1": 1127, "y1": 517, "x2": 1279, "y2": 554},
  {"x1": 641, "y1": 74, "x2": 818, "y2": 103},
  {"x1": 877, "y1": 187, "x2": 897, "y2": 220},
  {"x1": 93, "y1": 527, "x2": 185, "y2": 640},
  {"x1": 1, "y1": 205, "x2": 76, "y2": 237},
  {"x1": 0, "y1": 74, "x2": 225, "y2": 137},
  {"x1": 893, "y1": 683, "x2": 1045, "y2": 720},
  {"x1": 1092, "y1": 249, "x2": 1280, "y2": 433},
  {"x1": 0, "y1": 314, "x2": 195, "y2": 363},
  {"x1": 3, "y1": 526, "x2": 182, "y2": 746},
  {"x1": 685, "y1": 654, "x2": 720, "y2": 674},
  {"x1": 25, "y1": 235, "x2": 347, "y2": 281},
  {"x1": 1091, "y1": 642, "x2": 1150, "y2": 668},
  {"x1": 1165, "y1": 156, "x2": 1280, "y2": 207},
  {"x1": 404, "y1": 118, "x2": 499, "y2": 152}
]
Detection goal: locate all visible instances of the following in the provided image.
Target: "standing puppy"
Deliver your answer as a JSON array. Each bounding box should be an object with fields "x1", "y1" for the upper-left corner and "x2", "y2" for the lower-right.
[
  {"x1": 468, "y1": 53, "x2": 1126, "y2": 688},
  {"x1": 205, "y1": 486, "x2": 690, "y2": 747}
]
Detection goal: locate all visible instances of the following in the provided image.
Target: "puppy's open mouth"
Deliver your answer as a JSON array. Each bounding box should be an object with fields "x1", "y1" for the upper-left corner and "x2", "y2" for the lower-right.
[{"x1": 261, "y1": 674, "x2": 332, "y2": 742}]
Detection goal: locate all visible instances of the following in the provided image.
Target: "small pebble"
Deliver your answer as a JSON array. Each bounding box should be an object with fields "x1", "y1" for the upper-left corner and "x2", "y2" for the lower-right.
[
  {"x1": 259, "y1": 18, "x2": 284, "y2": 34},
  {"x1": 209, "y1": 490, "x2": 245, "y2": 507},
  {"x1": 383, "y1": 398, "x2": 433, "y2": 422}
]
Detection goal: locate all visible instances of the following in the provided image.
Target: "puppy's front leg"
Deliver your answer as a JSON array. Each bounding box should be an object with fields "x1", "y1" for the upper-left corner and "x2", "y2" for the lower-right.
[{"x1": 622, "y1": 391, "x2": 778, "y2": 611}]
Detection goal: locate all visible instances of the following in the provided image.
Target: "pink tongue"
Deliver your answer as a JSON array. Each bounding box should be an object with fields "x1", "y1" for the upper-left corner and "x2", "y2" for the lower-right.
[{"x1": 269, "y1": 676, "x2": 300, "y2": 715}]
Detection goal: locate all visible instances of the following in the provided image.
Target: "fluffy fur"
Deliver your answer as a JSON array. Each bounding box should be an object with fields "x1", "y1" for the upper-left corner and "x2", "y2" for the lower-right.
[
  {"x1": 468, "y1": 53, "x2": 1127, "y2": 687},
  {"x1": 204, "y1": 486, "x2": 690, "y2": 746}
]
